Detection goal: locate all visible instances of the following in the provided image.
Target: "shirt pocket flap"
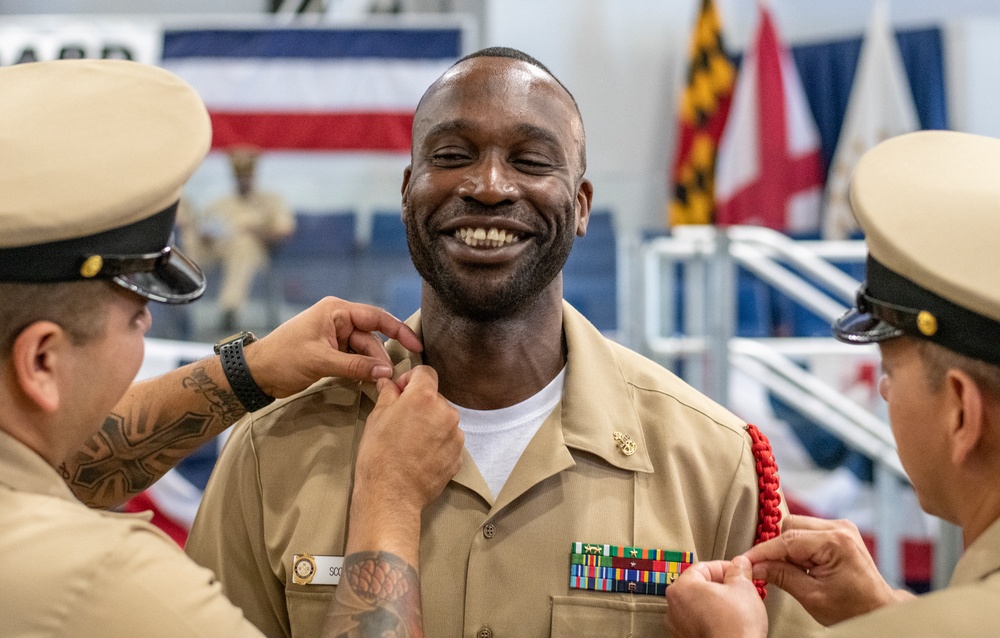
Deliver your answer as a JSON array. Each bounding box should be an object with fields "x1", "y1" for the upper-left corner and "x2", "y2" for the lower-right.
[{"x1": 550, "y1": 595, "x2": 667, "y2": 638}]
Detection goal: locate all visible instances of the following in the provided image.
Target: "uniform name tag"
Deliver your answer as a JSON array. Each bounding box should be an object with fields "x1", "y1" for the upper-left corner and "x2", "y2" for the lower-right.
[{"x1": 291, "y1": 554, "x2": 344, "y2": 586}]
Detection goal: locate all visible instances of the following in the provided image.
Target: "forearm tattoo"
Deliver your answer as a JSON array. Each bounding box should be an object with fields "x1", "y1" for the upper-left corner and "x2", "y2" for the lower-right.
[
  {"x1": 62, "y1": 365, "x2": 245, "y2": 508},
  {"x1": 181, "y1": 366, "x2": 245, "y2": 427},
  {"x1": 331, "y1": 551, "x2": 423, "y2": 638}
]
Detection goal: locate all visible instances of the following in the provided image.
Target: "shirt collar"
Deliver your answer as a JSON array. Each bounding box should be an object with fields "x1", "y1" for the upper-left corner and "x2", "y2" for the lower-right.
[
  {"x1": 0, "y1": 429, "x2": 79, "y2": 503},
  {"x1": 369, "y1": 305, "x2": 653, "y2": 474},
  {"x1": 559, "y1": 301, "x2": 654, "y2": 473},
  {"x1": 359, "y1": 312, "x2": 422, "y2": 404},
  {"x1": 951, "y1": 515, "x2": 1000, "y2": 586}
]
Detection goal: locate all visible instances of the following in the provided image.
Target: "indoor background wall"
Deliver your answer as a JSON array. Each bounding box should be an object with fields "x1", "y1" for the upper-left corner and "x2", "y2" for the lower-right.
[{"x1": 3, "y1": 0, "x2": 1000, "y2": 238}]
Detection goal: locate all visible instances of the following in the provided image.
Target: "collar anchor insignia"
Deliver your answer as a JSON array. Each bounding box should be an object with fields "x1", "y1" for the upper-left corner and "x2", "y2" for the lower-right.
[{"x1": 613, "y1": 431, "x2": 636, "y2": 456}]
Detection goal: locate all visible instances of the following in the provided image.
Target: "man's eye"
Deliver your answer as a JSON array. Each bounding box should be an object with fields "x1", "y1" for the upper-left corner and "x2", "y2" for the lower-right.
[
  {"x1": 431, "y1": 152, "x2": 470, "y2": 164},
  {"x1": 515, "y1": 158, "x2": 554, "y2": 173}
]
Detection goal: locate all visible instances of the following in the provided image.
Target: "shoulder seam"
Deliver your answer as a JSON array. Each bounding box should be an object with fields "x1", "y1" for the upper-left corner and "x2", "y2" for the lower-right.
[{"x1": 625, "y1": 380, "x2": 746, "y2": 437}]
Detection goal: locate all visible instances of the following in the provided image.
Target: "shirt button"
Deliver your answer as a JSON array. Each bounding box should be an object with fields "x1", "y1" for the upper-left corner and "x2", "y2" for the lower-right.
[
  {"x1": 477, "y1": 627, "x2": 493, "y2": 638},
  {"x1": 483, "y1": 523, "x2": 496, "y2": 539}
]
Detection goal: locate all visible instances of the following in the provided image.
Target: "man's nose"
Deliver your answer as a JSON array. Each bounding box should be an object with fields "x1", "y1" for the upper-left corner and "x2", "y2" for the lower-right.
[{"x1": 456, "y1": 155, "x2": 519, "y2": 205}]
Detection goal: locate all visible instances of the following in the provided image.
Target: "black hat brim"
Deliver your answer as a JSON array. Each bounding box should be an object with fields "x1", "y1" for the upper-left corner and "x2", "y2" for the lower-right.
[{"x1": 113, "y1": 245, "x2": 206, "y2": 304}]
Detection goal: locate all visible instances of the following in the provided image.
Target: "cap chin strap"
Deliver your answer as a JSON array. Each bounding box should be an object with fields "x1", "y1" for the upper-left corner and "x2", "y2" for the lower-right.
[{"x1": 857, "y1": 286, "x2": 932, "y2": 338}]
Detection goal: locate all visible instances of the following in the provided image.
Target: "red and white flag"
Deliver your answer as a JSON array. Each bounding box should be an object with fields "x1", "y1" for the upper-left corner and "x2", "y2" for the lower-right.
[{"x1": 715, "y1": 4, "x2": 824, "y2": 234}]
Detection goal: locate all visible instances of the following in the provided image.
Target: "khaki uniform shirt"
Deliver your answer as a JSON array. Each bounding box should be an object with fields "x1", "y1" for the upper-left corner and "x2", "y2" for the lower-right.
[
  {"x1": 187, "y1": 303, "x2": 820, "y2": 638},
  {"x1": 827, "y1": 516, "x2": 1000, "y2": 636},
  {"x1": 0, "y1": 430, "x2": 263, "y2": 637}
]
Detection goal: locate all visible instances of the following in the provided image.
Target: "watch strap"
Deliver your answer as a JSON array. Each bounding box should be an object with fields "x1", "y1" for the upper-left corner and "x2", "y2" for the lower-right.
[{"x1": 217, "y1": 335, "x2": 275, "y2": 412}]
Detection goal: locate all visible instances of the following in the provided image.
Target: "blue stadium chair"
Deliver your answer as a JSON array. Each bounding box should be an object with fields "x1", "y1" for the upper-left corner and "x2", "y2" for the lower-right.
[
  {"x1": 564, "y1": 209, "x2": 616, "y2": 276},
  {"x1": 584, "y1": 209, "x2": 615, "y2": 240},
  {"x1": 271, "y1": 211, "x2": 359, "y2": 307},
  {"x1": 362, "y1": 210, "x2": 419, "y2": 310},
  {"x1": 386, "y1": 275, "x2": 423, "y2": 321},
  {"x1": 369, "y1": 211, "x2": 410, "y2": 254},
  {"x1": 562, "y1": 209, "x2": 617, "y2": 331},
  {"x1": 275, "y1": 211, "x2": 357, "y2": 259},
  {"x1": 564, "y1": 276, "x2": 617, "y2": 333}
]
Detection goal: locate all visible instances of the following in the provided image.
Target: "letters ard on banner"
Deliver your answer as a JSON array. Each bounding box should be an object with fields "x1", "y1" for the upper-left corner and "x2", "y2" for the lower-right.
[{"x1": 0, "y1": 21, "x2": 163, "y2": 67}]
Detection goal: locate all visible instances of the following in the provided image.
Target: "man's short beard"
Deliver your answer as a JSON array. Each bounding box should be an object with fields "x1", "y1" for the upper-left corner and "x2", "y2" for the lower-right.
[
  {"x1": 423, "y1": 262, "x2": 560, "y2": 322},
  {"x1": 405, "y1": 206, "x2": 576, "y2": 322}
]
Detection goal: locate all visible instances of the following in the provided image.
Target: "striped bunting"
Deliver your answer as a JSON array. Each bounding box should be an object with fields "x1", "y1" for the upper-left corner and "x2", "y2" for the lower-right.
[
  {"x1": 569, "y1": 542, "x2": 694, "y2": 595},
  {"x1": 160, "y1": 27, "x2": 463, "y2": 151}
]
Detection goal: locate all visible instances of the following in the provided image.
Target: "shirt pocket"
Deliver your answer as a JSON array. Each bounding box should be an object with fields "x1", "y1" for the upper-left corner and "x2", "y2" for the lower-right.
[
  {"x1": 550, "y1": 595, "x2": 668, "y2": 638},
  {"x1": 285, "y1": 587, "x2": 334, "y2": 638}
]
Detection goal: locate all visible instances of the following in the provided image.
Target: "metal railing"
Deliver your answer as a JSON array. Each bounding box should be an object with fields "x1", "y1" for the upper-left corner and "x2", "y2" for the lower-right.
[{"x1": 632, "y1": 225, "x2": 960, "y2": 589}]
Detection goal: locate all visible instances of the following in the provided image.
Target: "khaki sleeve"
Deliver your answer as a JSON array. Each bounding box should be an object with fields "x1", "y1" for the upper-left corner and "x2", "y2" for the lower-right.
[
  {"x1": 186, "y1": 418, "x2": 291, "y2": 638},
  {"x1": 823, "y1": 583, "x2": 1000, "y2": 637},
  {"x1": 717, "y1": 432, "x2": 825, "y2": 638},
  {"x1": 73, "y1": 525, "x2": 265, "y2": 637}
]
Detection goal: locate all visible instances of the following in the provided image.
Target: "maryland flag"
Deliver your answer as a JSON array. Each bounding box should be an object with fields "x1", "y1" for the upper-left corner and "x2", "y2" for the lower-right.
[{"x1": 668, "y1": 0, "x2": 735, "y2": 226}]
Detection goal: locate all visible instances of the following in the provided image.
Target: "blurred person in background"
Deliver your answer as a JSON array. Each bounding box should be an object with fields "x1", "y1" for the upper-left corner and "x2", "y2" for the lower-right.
[{"x1": 194, "y1": 147, "x2": 295, "y2": 332}]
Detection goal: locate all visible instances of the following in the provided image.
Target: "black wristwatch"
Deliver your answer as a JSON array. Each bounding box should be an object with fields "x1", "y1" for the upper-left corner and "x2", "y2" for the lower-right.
[{"x1": 214, "y1": 330, "x2": 275, "y2": 413}]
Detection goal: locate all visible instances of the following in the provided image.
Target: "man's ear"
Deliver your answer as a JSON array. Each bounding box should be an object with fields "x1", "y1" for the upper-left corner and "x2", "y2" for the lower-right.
[
  {"x1": 401, "y1": 164, "x2": 413, "y2": 215},
  {"x1": 10, "y1": 321, "x2": 66, "y2": 413},
  {"x1": 575, "y1": 178, "x2": 594, "y2": 237},
  {"x1": 945, "y1": 368, "x2": 985, "y2": 466}
]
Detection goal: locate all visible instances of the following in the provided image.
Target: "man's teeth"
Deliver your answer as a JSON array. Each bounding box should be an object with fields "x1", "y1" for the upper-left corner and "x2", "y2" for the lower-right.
[{"x1": 454, "y1": 227, "x2": 522, "y2": 248}]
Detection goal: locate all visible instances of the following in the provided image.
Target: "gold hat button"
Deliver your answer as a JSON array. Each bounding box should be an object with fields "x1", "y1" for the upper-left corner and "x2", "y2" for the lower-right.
[
  {"x1": 80, "y1": 255, "x2": 103, "y2": 278},
  {"x1": 917, "y1": 310, "x2": 938, "y2": 336}
]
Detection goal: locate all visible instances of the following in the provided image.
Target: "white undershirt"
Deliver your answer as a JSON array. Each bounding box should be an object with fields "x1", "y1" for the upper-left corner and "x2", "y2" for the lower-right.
[{"x1": 452, "y1": 367, "x2": 567, "y2": 501}]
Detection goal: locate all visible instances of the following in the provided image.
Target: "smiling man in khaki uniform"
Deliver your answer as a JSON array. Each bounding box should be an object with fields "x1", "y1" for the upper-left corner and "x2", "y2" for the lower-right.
[
  {"x1": 0, "y1": 59, "x2": 463, "y2": 637},
  {"x1": 665, "y1": 130, "x2": 1000, "y2": 636},
  {"x1": 186, "y1": 47, "x2": 820, "y2": 638}
]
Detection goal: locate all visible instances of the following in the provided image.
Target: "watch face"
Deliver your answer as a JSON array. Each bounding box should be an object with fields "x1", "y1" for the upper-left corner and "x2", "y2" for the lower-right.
[{"x1": 214, "y1": 330, "x2": 256, "y2": 354}]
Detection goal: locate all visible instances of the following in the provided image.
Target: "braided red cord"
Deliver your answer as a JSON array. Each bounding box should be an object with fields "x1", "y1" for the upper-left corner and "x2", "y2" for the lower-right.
[{"x1": 746, "y1": 423, "x2": 781, "y2": 600}]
